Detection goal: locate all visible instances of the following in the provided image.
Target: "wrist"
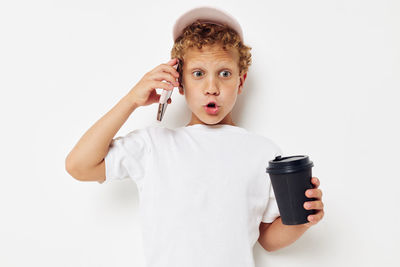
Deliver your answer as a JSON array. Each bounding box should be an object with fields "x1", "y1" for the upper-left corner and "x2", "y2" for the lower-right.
[{"x1": 122, "y1": 94, "x2": 140, "y2": 111}]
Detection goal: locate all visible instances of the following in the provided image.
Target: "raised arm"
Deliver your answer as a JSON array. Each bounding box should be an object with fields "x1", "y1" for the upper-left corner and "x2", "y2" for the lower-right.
[
  {"x1": 65, "y1": 58, "x2": 179, "y2": 183},
  {"x1": 65, "y1": 95, "x2": 139, "y2": 183}
]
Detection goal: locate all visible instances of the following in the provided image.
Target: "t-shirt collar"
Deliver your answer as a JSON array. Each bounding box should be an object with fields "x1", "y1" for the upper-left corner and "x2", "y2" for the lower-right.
[{"x1": 181, "y1": 124, "x2": 248, "y2": 133}]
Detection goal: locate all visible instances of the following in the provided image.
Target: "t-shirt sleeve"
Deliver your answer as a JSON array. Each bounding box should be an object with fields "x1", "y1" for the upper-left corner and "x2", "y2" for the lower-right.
[
  {"x1": 261, "y1": 143, "x2": 283, "y2": 223},
  {"x1": 102, "y1": 128, "x2": 151, "y2": 188},
  {"x1": 261, "y1": 182, "x2": 281, "y2": 223}
]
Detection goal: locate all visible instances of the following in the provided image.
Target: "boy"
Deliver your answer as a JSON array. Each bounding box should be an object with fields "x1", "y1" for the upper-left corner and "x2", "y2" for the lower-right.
[{"x1": 65, "y1": 6, "x2": 325, "y2": 267}]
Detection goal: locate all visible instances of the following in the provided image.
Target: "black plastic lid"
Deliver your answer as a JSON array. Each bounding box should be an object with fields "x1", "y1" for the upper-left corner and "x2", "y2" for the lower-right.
[{"x1": 266, "y1": 155, "x2": 314, "y2": 174}]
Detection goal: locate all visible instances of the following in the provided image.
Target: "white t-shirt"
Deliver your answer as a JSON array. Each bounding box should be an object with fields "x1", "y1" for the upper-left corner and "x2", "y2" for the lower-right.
[{"x1": 104, "y1": 124, "x2": 283, "y2": 267}]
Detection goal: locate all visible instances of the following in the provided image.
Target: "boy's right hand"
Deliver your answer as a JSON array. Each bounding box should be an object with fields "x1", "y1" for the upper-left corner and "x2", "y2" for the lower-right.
[{"x1": 126, "y1": 58, "x2": 180, "y2": 107}]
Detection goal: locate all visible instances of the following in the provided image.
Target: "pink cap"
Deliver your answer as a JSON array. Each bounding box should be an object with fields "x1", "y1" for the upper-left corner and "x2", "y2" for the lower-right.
[{"x1": 172, "y1": 6, "x2": 244, "y2": 43}]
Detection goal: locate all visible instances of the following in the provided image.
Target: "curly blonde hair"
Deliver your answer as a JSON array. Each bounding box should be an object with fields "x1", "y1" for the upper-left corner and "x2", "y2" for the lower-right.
[{"x1": 170, "y1": 21, "x2": 252, "y2": 76}]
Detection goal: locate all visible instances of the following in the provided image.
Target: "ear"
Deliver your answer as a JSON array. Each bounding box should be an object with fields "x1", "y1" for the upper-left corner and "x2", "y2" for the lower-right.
[{"x1": 238, "y1": 72, "x2": 247, "y2": 95}]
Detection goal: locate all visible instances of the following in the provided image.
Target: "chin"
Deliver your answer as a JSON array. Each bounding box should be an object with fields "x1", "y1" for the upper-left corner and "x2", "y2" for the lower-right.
[{"x1": 201, "y1": 116, "x2": 225, "y2": 125}]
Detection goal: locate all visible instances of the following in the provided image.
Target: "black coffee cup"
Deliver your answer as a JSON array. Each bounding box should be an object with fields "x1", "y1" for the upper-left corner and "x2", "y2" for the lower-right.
[{"x1": 266, "y1": 155, "x2": 317, "y2": 225}]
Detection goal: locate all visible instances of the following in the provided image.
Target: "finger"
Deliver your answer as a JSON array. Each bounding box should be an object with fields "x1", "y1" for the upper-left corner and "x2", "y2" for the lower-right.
[
  {"x1": 166, "y1": 57, "x2": 178, "y2": 66},
  {"x1": 306, "y1": 188, "x2": 323, "y2": 199},
  {"x1": 304, "y1": 200, "x2": 324, "y2": 210},
  {"x1": 149, "y1": 72, "x2": 179, "y2": 87},
  {"x1": 159, "y1": 63, "x2": 180, "y2": 78},
  {"x1": 308, "y1": 209, "x2": 324, "y2": 223},
  {"x1": 150, "y1": 81, "x2": 174, "y2": 91},
  {"x1": 311, "y1": 177, "x2": 320, "y2": 188}
]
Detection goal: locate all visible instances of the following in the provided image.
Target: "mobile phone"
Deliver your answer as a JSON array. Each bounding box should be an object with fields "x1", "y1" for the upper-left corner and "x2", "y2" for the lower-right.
[
  {"x1": 176, "y1": 58, "x2": 183, "y2": 88},
  {"x1": 157, "y1": 58, "x2": 183, "y2": 121}
]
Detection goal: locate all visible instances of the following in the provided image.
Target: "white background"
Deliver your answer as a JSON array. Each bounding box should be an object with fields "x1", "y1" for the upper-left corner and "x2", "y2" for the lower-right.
[{"x1": 1, "y1": 0, "x2": 399, "y2": 266}]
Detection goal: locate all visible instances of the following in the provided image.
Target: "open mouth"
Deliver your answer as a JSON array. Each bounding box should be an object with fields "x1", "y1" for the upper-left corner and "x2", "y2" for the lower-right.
[
  {"x1": 207, "y1": 102, "x2": 216, "y2": 108},
  {"x1": 204, "y1": 101, "x2": 219, "y2": 114}
]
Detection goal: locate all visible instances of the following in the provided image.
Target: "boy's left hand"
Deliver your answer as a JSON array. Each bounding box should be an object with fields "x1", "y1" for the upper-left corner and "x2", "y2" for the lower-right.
[{"x1": 303, "y1": 177, "x2": 325, "y2": 227}]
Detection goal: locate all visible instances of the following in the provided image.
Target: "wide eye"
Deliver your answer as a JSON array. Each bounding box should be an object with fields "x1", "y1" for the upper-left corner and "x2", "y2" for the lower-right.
[
  {"x1": 193, "y1": 71, "x2": 203, "y2": 77},
  {"x1": 220, "y1": 70, "x2": 231, "y2": 77}
]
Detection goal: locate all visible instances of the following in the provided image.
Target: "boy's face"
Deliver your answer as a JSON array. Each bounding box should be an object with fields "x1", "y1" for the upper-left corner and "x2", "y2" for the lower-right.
[{"x1": 179, "y1": 43, "x2": 247, "y2": 126}]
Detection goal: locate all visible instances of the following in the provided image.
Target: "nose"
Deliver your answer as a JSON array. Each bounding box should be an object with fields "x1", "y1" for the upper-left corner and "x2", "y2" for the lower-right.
[{"x1": 204, "y1": 77, "x2": 220, "y2": 96}]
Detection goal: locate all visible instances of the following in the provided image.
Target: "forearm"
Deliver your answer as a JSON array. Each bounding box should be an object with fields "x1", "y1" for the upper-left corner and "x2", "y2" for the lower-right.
[
  {"x1": 258, "y1": 217, "x2": 310, "y2": 252},
  {"x1": 66, "y1": 94, "x2": 138, "y2": 171}
]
